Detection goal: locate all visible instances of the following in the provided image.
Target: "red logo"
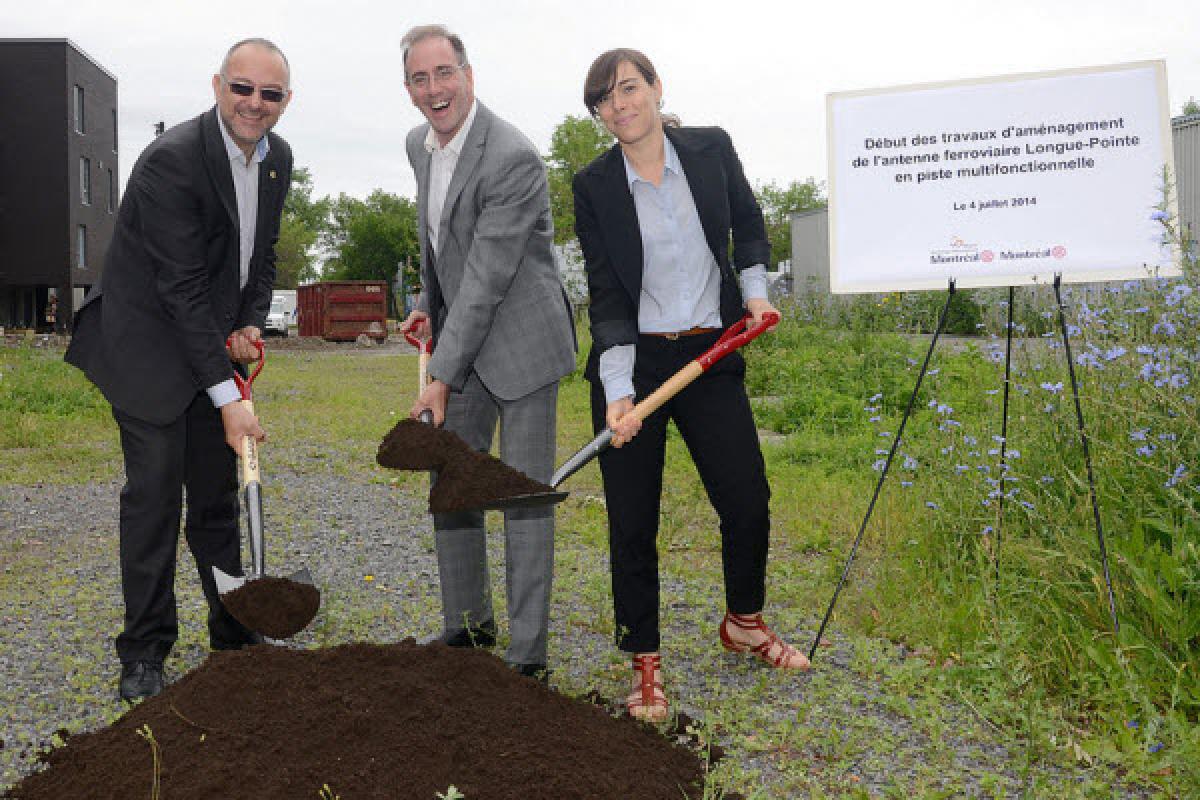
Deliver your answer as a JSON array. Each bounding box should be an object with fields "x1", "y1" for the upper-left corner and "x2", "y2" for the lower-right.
[
  {"x1": 981, "y1": 250, "x2": 994, "y2": 263},
  {"x1": 1052, "y1": 246, "x2": 1066, "y2": 258}
]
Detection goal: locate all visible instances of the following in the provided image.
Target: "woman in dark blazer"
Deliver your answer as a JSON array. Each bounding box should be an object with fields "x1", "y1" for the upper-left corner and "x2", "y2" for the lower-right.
[{"x1": 572, "y1": 48, "x2": 809, "y2": 723}]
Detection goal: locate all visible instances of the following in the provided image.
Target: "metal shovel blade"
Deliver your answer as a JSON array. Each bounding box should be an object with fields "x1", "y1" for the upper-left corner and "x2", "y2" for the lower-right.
[
  {"x1": 473, "y1": 489, "x2": 569, "y2": 511},
  {"x1": 212, "y1": 566, "x2": 316, "y2": 597}
]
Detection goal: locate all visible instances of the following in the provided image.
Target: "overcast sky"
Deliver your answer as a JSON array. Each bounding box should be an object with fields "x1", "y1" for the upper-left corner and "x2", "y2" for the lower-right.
[{"x1": 6, "y1": 0, "x2": 1199, "y2": 202}]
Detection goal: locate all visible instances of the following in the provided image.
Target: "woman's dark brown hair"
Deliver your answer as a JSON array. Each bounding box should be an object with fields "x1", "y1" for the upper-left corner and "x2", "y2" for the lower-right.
[{"x1": 583, "y1": 48, "x2": 658, "y2": 116}]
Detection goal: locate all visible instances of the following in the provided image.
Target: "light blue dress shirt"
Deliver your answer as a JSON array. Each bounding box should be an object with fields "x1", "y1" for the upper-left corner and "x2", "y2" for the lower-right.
[
  {"x1": 598, "y1": 134, "x2": 767, "y2": 404},
  {"x1": 207, "y1": 119, "x2": 270, "y2": 409}
]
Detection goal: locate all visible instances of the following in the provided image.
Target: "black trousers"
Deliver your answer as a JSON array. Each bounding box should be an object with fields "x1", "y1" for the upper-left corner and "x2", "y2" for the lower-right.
[
  {"x1": 112, "y1": 392, "x2": 254, "y2": 664},
  {"x1": 590, "y1": 331, "x2": 771, "y2": 653}
]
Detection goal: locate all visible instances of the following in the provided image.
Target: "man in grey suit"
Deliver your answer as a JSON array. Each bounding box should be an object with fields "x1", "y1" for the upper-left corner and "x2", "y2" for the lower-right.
[{"x1": 398, "y1": 24, "x2": 576, "y2": 678}]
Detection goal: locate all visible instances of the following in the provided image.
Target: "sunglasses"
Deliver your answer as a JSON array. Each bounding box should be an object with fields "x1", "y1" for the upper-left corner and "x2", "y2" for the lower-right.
[{"x1": 225, "y1": 79, "x2": 287, "y2": 103}]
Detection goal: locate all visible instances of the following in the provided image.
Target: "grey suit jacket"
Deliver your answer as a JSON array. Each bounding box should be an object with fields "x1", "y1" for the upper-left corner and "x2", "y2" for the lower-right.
[{"x1": 407, "y1": 102, "x2": 575, "y2": 401}]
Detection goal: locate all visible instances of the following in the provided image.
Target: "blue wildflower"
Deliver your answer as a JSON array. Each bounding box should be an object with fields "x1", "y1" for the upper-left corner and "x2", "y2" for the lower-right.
[
  {"x1": 925, "y1": 501, "x2": 939, "y2": 510},
  {"x1": 1040, "y1": 475, "x2": 1055, "y2": 484},
  {"x1": 1136, "y1": 445, "x2": 1156, "y2": 457},
  {"x1": 1130, "y1": 428, "x2": 1149, "y2": 441},
  {"x1": 1041, "y1": 381, "x2": 1063, "y2": 393},
  {"x1": 1169, "y1": 373, "x2": 1190, "y2": 389},
  {"x1": 1166, "y1": 464, "x2": 1187, "y2": 488}
]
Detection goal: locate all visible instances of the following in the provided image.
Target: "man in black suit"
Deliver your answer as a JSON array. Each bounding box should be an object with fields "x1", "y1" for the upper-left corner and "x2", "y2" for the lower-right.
[{"x1": 65, "y1": 38, "x2": 293, "y2": 701}]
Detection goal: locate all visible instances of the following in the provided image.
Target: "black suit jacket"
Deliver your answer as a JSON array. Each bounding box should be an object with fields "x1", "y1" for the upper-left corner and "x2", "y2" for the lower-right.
[
  {"x1": 572, "y1": 126, "x2": 769, "y2": 382},
  {"x1": 66, "y1": 107, "x2": 292, "y2": 425}
]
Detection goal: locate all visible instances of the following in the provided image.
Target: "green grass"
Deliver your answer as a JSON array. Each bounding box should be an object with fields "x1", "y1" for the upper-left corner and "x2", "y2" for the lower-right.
[{"x1": 4, "y1": 305, "x2": 1196, "y2": 795}]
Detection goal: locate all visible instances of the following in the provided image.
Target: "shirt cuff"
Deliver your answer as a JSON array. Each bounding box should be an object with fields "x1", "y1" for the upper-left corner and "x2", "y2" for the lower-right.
[
  {"x1": 739, "y1": 264, "x2": 768, "y2": 301},
  {"x1": 207, "y1": 379, "x2": 240, "y2": 408},
  {"x1": 598, "y1": 344, "x2": 636, "y2": 405}
]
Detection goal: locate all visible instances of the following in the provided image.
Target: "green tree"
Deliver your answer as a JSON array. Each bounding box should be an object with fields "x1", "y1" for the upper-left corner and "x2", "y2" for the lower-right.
[
  {"x1": 1184, "y1": 96, "x2": 1200, "y2": 116},
  {"x1": 322, "y1": 190, "x2": 420, "y2": 314},
  {"x1": 545, "y1": 115, "x2": 613, "y2": 244},
  {"x1": 754, "y1": 179, "x2": 826, "y2": 270},
  {"x1": 274, "y1": 166, "x2": 329, "y2": 288}
]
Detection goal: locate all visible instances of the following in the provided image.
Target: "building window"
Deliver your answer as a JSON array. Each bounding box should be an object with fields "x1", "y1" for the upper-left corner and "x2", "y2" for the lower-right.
[
  {"x1": 77, "y1": 225, "x2": 87, "y2": 269},
  {"x1": 80, "y1": 158, "x2": 91, "y2": 205},
  {"x1": 112, "y1": 108, "x2": 118, "y2": 153},
  {"x1": 107, "y1": 169, "x2": 115, "y2": 212},
  {"x1": 74, "y1": 85, "x2": 85, "y2": 134}
]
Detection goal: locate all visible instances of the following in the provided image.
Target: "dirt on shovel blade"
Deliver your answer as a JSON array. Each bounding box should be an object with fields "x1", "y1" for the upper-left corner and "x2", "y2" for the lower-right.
[
  {"x1": 220, "y1": 576, "x2": 320, "y2": 639},
  {"x1": 3, "y1": 641, "x2": 721, "y2": 800},
  {"x1": 377, "y1": 418, "x2": 556, "y2": 513}
]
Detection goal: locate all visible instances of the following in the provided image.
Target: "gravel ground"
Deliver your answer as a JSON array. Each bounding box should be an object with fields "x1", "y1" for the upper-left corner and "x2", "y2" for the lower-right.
[{"x1": 1, "y1": 453, "x2": 1146, "y2": 797}]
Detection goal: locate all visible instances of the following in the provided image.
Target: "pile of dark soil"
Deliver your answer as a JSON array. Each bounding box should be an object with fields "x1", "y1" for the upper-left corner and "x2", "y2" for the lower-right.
[
  {"x1": 4, "y1": 642, "x2": 718, "y2": 800},
  {"x1": 221, "y1": 576, "x2": 321, "y2": 639},
  {"x1": 377, "y1": 419, "x2": 557, "y2": 513}
]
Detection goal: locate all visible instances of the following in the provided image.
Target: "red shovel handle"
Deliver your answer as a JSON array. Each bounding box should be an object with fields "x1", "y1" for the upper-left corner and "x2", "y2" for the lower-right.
[
  {"x1": 627, "y1": 311, "x2": 780, "y2": 425},
  {"x1": 698, "y1": 311, "x2": 780, "y2": 371},
  {"x1": 402, "y1": 330, "x2": 432, "y2": 355},
  {"x1": 226, "y1": 338, "x2": 265, "y2": 401}
]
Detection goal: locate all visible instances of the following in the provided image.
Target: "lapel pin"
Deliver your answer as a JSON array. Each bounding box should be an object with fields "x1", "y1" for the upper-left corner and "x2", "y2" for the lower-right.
[{"x1": 269, "y1": 170, "x2": 277, "y2": 179}]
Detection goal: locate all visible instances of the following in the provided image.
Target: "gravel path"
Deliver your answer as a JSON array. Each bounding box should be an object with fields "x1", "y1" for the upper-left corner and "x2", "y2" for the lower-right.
[{"x1": 1, "y1": 460, "x2": 1143, "y2": 797}]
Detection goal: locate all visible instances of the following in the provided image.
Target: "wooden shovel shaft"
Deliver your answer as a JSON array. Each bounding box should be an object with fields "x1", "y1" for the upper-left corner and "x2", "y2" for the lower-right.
[
  {"x1": 240, "y1": 398, "x2": 265, "y2": 578},
  {"x1": 627, "y1": 361, "x2": 704, "y2": 422}
]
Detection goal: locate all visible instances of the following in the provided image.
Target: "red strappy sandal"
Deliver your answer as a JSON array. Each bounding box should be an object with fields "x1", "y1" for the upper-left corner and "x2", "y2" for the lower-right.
[
  {"x1": 627, "y1": 653, "x2": 669, "y2": 722},
  {"x1": 720, "y1": 611, "x2": 811, "y2": 670}
]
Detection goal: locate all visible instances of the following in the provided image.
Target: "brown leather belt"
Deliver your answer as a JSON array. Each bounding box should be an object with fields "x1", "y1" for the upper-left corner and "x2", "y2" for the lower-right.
[{"x1": 642, "y1": 326, "x2": 721, "y2": 341}]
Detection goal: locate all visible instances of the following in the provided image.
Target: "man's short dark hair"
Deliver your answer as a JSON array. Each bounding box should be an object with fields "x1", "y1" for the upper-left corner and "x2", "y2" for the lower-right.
[{"x1": 400, "y1": 24, "x2": 469, "y2": 77}]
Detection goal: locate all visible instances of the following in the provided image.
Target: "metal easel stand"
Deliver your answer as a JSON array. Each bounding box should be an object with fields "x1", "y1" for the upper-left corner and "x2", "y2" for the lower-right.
[
  {"x1": 992, "y1": 285, "x2": 1016, "y2": 581},
  {"x1": 808, "y1": 280, "x2": 957, "y2": 661},
  {"x1": 1052, "y1": 274, "x2": 1120, "y2": 635}
]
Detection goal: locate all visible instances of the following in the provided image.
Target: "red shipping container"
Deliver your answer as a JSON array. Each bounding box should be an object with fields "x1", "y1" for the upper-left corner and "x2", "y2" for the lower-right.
[{"x1": 297, "y1": 281, "x2": 389, "y2": 342}]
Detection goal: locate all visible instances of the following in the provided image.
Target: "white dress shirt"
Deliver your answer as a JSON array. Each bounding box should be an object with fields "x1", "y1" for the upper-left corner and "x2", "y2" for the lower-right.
[{"x1": 424, "y1": 100, "x2": 478, "y2": 255}]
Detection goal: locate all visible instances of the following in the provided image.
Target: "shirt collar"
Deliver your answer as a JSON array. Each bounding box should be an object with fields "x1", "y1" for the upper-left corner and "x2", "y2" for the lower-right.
[
  {"x1": 218, "y1": 113, "x2": 270, "y2": 166},
  {"x1": 423, "y1": 100, "x2": 479, "y2": 156},
  {"x1": 622, "y1": 132, "x2": 680, "y2": 190}
]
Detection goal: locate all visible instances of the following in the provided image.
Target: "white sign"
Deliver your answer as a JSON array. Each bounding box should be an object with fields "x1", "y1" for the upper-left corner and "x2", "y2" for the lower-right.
[{"x1": 827, "y1": 61, "x2": 1179, "y2": 294}]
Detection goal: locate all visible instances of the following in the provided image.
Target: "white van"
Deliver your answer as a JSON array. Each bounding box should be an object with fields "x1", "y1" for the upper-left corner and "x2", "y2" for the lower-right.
[{"x1": 265, "y1": 290, "x2": 297, "y2": 337}]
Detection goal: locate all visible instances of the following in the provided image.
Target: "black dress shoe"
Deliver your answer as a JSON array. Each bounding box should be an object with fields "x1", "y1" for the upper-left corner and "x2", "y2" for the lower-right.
[
  {"x1": 119, "y1": 661, "x2": 165, "y2": 702},
  {"x1": 510, "y1": 662, "x2": 550, "y2": 684},
  {"x1": 438, "y1": 624, "x2": 496, "y2": 649}
]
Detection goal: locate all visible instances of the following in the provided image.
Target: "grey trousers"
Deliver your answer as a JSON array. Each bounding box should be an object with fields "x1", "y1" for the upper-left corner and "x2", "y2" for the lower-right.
[{"x1": 433, "y1": 372, "x2": 558, "y2": 665}]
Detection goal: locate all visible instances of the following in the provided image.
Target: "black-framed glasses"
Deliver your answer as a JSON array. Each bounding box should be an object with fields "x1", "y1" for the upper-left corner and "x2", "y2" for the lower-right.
[
  {"x1": 223, "y1": 76, "x2": 287, "y2": 103},
  {"x1": 407, "y1": 64, "x2": 464, "y2": 90}
]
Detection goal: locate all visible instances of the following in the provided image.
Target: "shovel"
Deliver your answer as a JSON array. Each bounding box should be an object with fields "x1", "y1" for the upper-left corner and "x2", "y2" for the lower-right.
[
  {"x1": 397, "y1": 331, "x2": 567, "y2": 511},
  {"x1": 213, "y1": 339, "x2": 319, "y2": 639},
  {"x1": 550, "y1": 311, "x2": 780, "y2": 488}
]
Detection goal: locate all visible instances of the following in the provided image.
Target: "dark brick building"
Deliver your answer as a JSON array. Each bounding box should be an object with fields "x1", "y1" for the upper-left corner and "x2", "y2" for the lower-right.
[{"x1": 0, "y1": 39, "x2": 117, "y2": 332}]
